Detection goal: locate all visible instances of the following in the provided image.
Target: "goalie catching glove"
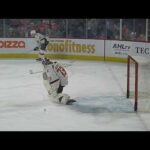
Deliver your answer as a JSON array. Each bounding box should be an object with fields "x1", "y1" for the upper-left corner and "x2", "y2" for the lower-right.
[{"x1": 34, "y1": 47, "x2": 39, "y2": 51}]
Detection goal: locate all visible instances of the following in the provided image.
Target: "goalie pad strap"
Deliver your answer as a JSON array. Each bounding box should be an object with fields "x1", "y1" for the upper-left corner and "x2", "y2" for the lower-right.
[{"x1": 50, "y1": 79, "x2": 59, "y2": 84}]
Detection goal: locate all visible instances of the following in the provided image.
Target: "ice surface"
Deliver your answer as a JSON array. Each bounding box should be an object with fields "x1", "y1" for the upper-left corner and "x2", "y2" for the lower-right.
[{"x1": 0, "y1": 59, "x2": 150, "y2": 131}]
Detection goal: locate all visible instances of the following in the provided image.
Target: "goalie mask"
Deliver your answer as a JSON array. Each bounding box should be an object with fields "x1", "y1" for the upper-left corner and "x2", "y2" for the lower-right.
[{"x1": 42, "y1": 58, "x2": 52, "y2": 66}]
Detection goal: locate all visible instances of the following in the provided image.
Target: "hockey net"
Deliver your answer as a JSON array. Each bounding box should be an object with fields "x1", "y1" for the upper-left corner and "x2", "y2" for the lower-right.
[{"x1": 127, "y1": 55, "x2": 150, "y2": 112}]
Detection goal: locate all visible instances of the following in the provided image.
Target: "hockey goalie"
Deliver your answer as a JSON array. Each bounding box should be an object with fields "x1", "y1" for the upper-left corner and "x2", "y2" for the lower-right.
[
  {"x1": 30, "y1": 30, "x2": 49, "y2": 61},
  {"x1": 42, "y1": 58, "x2": 76, "y2": 105}
]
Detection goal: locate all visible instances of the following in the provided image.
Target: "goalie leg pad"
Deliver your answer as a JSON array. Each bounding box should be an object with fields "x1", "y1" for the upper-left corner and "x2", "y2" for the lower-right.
[
  {"x1": 43, "y1": 78, "x2": 70, "y2": 105},
  {"x1": 43, "y1": 79, "x2": 60, "y2": 95},
  {"x1": 43, "y1": 72, "x2": 48, "y2": 80},
  {"x1": 43, "y1": 80, "x2": 52, "y2": 94},
  {"x1": 57, "y1": 93, "x2": 70, "y2": 104}
]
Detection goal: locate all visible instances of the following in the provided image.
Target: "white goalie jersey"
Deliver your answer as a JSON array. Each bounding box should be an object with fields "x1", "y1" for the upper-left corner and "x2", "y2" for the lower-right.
[
  {"x1": 43, "y1": 61, "x2": 68, "y2": 87},
  {"x1": 42, "y1": 58, "x2": 76, "y2": 105}
]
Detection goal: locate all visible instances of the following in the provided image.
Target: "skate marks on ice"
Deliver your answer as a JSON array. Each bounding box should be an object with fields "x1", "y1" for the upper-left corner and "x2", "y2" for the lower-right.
[
  {"x1": 69, "y1": 96, "x2": 134, "y2": 113},
  {"x1": 0, "y1": 99, "x2": 51, "y2": 114},
  {"x1": 0, "y1": 95, "x2": 133, "y2": 114}
]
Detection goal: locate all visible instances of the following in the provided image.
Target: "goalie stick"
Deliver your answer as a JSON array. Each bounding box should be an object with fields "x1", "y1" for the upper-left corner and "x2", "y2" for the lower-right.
[
  {"x1": 29, "y1": 61, "x2": 72, "y2": 74},
  {"x1": 29, "y1": 69, "x2": 42, "y2": 74}
]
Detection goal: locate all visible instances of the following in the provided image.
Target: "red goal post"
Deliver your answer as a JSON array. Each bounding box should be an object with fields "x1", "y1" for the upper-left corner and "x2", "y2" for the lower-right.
[{"x1": 127, "y1": 55, "x2": 150, "y2": 112}]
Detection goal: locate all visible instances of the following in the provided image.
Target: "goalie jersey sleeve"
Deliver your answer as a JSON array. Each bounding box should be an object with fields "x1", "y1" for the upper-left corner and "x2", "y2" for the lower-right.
[{"x1": 53, "y1": 62, "x2": 68, "y2": 86}]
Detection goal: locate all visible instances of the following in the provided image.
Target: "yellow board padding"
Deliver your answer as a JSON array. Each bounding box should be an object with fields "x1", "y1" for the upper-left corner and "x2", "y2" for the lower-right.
[
  {"x1": 105, "y1": 57, "x2": 127, "y2": 63},
  {"x1": 0, "y1": 53, "x2": 128, "y2": 63},
  {"x1": 46, "y1": 54, "x2": 104, "y2": 61},
  {"x1": 0, "y1": 53, "x2": 104, "y2": 61},
  {"x1": 0, "y1": 53, "x2": 38, "y2": 59}
]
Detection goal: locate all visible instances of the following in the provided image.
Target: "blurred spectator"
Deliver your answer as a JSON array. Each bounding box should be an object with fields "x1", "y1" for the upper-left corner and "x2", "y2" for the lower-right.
[
  {"x1": 87, "y1": 19, "x2": 107, "y2": 39},
  {"x1": 0, "y1": 18, "x2": 147, "y2": 42},
  {"x1": 87, "y1": 19, "x2": 99, "y2": 38},
  {"x1": 136, "y1": 34, "x2": 146, "y2": 42},
  {"x1": 122, "y1": 24, "x2": 130, "y2": 40},
  {"x1": 6, "y1": 27, "x2": 17, "y2": 37},
  {"x1": 68, "y1": 19, "x2": 86, "y2": 38},
  {"x1": 36, "y1": 20, "x2": 48, "y2": 35},
  {"x1": 50, "y1": 21, "x2": 60, "y2": 37},
  {"x1": 48, "y1": 19, "x2": 66, "y2": 38},
  {"x1": 0, "y1": 19, "x2": 3, "y2": 37},
  {"x1": 106, "y1": 19, "x2": 120, "y2": 40},
  {"x1": 96, "y1": 19, "x2": 106, "y2": 39},
  {"x1": 134, "y1": 19, "x2": 146, "y2": 42},
  {"x1": 130, "y1": 32, "x2": 136, "y2": 41}
]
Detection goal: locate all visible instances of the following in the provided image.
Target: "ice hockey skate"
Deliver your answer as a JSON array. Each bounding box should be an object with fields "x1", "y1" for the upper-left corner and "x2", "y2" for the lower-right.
[{"x1": 66, "y1": 99, "x2": 76, "y2": 105}]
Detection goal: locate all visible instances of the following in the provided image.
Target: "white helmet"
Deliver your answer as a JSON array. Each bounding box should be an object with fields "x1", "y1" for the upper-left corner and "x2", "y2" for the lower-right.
[
  {"x1": 42, "y1": 58, "x2": 52, "y2": 66},
  {"x1": 30, "y1": 30, "x2": 36, "y2": 36}
]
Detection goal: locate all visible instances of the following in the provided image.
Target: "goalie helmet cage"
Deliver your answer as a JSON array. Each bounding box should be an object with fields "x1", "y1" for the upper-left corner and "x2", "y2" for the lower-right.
[{"x1": 127, "y1": 55, "x2": 150, "y2": 112}]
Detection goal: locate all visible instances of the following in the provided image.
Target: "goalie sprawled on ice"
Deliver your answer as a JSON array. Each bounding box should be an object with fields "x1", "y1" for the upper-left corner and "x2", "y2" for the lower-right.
[{"x1": 42, "y1": 58, "x2": 76, "y2": 105}]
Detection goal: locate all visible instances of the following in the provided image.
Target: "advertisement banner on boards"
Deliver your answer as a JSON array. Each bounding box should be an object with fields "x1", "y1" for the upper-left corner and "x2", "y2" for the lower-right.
[
  {"x1": 0, "y1": 38, "x2": 37, "y2": 53},
  {"x1": 47, "y1": 38, "x2": 104, "y2": 56},
  {"x1": 105, "y1": 40, "x2": 150, "y2": 58},
  {"x1": 105, "y1": 40, "x2": 132, "y2": 58},
  {"x1": 0, "y1": 38, "x2": 104, "y2": 56},
  {"x1": 131, "y1": 42, "x2": 150, "y2": 57}
]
